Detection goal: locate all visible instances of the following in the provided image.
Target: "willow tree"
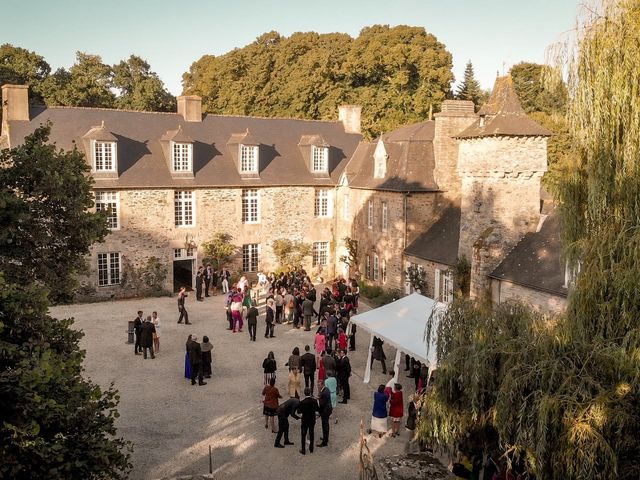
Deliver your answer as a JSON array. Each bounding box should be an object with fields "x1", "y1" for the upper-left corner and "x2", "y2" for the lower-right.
[{"x1": 419, "y1": 2, "x2": 640, "y2": 478}]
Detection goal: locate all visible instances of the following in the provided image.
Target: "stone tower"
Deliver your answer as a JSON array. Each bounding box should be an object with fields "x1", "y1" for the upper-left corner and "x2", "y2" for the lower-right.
[{"x1": 455, "y1": 75, "x2": 551, "y2": 299}]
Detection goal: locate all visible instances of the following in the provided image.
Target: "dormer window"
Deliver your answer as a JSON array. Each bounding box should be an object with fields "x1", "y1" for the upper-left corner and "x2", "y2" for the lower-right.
[
  {"x1": 240, "y1": 144, "x2": 259, "y2": 173},
  {"x1": 312, "y1": 146, "x2": 329, "y2": 172},
  {"x1": 373, "y1": 139, "x2": 387, "y2": 179},
  {"x1": 479, "y1": 116, "x2": 486, "y2": 127},
  {"x1": 172, "y1": 142, "x2": 193, "y2": 172},
  {"x1": 94, "y1": 140, "x2": 117, "y2": 172}
]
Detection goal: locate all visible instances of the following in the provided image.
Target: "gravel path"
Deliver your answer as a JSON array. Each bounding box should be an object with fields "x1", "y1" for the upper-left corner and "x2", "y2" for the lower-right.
[{"x1": 51, "y1": 293, "x2": 413, "y2": 480}]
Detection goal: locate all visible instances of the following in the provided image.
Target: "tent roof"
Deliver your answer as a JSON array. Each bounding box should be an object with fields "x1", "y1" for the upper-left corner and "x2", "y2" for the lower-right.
[{"x1": 350, "y1": 293, "x2": 446, "y2": 367}]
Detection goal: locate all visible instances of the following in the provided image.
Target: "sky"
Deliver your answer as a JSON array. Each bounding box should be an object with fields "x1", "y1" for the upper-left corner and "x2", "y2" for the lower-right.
[{"x1": 3, "y1": 0, "x2": 582, "y2": 95}]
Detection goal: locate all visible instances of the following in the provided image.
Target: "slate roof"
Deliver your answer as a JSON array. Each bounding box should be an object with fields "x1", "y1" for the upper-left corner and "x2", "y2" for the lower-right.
[
  {"x1": 6, "y1": 106, "x2": 361, "y2": 188},
  {"x1": 345, "y1": 120, "x2": 439, "y2": 192},
  {"x1": 404, "y1": 204, "x2": 460, "y2": 265},
  {"x1": 489, "y1": 209, "x2": 567, "y2": 296},
  {"x1": 456, "y1": 76, "x2": 552, "y2": 139}
]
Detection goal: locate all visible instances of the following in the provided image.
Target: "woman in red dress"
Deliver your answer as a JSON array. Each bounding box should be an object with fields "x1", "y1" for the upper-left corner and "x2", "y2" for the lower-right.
[{"x1": 388, "y1": 383, "x2": 404, "y2": 437}]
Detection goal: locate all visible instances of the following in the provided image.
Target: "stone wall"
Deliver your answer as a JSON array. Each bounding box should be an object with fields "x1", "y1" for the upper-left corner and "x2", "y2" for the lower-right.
[
  {"x1": 86, "y1": 186, "x2": 339, "y2": 296},
  {"x1": 491, "y1": 278, "x2": 567, "y2": 315}
]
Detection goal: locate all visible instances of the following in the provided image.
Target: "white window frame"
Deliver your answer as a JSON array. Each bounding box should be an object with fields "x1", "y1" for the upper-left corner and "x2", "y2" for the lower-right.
[
  {"x1": 242, "y1": 189, "x2": 260, "y2": 224},
  {"x1": 240, "y1": 144, "x2": 259, "y2": 173},
  {"x1": 312, "y1": 241, "x2": 329, "y2": 266},
  {"x1": 174, "y1": 248, "x2": 197, "y2": 259},
  {"x1": 174, "y1": 190, "x2": 195, "y2": 227},
  {"x1": 343, "y1": 192, "x2": 350, "y2": 221},
  {"x1": 314, "y1": 189, "x2": 331, "y2": 218},
  {"x1": 242, "y1": 243, "x2": 259, "y2": 272},
  {"x1": 367, "y1": 200, "x2": 374, "y2": 229},
  {"x1": 171, "y1": 142, "x2": 193, "y2": 172},
  {"x1": 97, "y1": 252, "x2": 121, "y2": 286},
  {"x1": 366, "y1": 255, "x2": 371, "y2": 279},
  {"x1": 373, "y1": 254, "x2": 379, "y2": 281},
  {"x1": 95, "y1": 190, "x2": 120, "y2": 230},
  {"x1": 435, "y1": 268, "x2": 454, "y2": 303},
  {"x1": 382, "y1": 201, "x2": 388, "y2": 231},
  {"x1": 93, "y1": 140, "x2": 117, "y2": 172},
  {"x1": 312, "y1": 146, "x2": 329, "y2": 172}
]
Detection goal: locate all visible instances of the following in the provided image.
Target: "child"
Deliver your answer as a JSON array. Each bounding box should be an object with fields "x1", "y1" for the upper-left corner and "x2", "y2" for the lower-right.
[{"x1": 337, "y1": 328, "x2": 348, "y2": 351}]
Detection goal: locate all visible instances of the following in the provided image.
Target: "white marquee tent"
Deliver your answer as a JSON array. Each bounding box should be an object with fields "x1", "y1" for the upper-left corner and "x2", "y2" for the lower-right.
[{"x1": 347, "y1": 293, "x2": 447, "y2": 383}]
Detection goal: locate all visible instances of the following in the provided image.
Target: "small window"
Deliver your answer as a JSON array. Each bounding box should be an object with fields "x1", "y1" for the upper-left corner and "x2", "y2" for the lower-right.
[
  {"x1": 373, "y1": 140, "x2": 387, "y2": 179},
  {"x1": 93, "y1": 141, "x2": 117, "y2": 172},
  {"x1": 242, "y1": 189, "x2": 260, "y2": 223},
  {"x1": 174, "y1": 248, "x2": 196, "y2": 259},
  {"x1": 381, "y1": 201, "x2": 388, "y2": 231},
  {"x1": 312, "y1": 146, "x2": 328, "y2": 172},
  {"x1": 343, "y1": 193, "x2": 350, "y2": 220},
  {"x1": 367, "y1": 200, "x2": 374, "y2": 228},
  {"x1": 314, "y1": 189, "x2": 331, "y2": 217},
  {"x1": 242, "y1": 244, "x2": 259, "y2": 272},
  {"x1": 435, "y1": 268, "x2": 454, "y2": 303},
  {"x1": 174, "y1": 191, "x2": 195, "y2": 227},
  {"x1": 373, "y1": 254, "x2": 379, "y2": 281},
  {"x1": 172, "y1": 142, "x2": 193, "y2": 172},
  {"x1": 98, "y1": 252, "x2": 121, "y2": 286},
  {"x1": 240, "y1": 145, "x2": 259, "y2": 172},
  {"x1": 95, "y1": 191, "x2": 119, "y2": 230},
  {"x1": 312, "y1": 241, "x2": 329, "y2": 266}
]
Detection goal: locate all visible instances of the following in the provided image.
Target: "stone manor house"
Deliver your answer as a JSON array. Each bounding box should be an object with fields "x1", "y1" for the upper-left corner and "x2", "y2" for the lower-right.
[{"x1": 0, "y1": 78, "x2": 568, "y2": 314}]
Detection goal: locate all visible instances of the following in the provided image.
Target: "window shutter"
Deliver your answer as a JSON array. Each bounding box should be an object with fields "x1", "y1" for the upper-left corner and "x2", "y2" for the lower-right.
[{"x1": 434, "y1": 269, "x2": 441, "y2": 300}]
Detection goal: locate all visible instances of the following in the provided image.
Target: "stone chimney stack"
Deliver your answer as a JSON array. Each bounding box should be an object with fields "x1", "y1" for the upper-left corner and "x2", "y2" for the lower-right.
[
  {"x1": 2, "y1": 84, "x2": 30, "y2": 135},
  {"x1": 338, "y1": 105, "x2": 362, "y2": 134},
  {"x1": 177, "y1": 95, "x2": 202, "y2": 122}
]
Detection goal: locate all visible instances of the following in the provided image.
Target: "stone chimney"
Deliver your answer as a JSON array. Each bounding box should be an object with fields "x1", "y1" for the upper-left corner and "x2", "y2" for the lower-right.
[
  {"x1": 2, "y1": 84, "x2": 30, "y2": 135},
  {"x1": 177, "y1": 95, "x2": 202, "y2": 122},
  {"x1": 338, "y1": 105, "x2": 361, "y2": 134}
]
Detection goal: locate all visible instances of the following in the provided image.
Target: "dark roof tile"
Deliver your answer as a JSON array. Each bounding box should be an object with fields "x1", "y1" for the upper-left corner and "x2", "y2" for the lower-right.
[{"x1": 404, "y1": 204, "x2": 460, "y2": 265}]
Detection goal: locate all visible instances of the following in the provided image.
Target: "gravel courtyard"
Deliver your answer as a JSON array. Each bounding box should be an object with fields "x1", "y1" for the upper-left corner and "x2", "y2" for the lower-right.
[{"x1": 50, "y1": 293, "x2": 413, "y2": 480}]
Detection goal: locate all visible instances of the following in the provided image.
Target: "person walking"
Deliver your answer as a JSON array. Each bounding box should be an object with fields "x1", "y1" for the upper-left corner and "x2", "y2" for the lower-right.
[
  {"x1": 370, "y1": 336, "x2": 387, "y2": 374},
  {"x1": 140, "y1": 315, "x2": 156, "y2": 359},
  {"x1": 261, "y1": 377, "x2": 281, "y2": 433},
  {"x1": 302, "y1": 294, "x2": 316, "y2": 331},
  {"x1": 177, "y1": 287, "x2": 190, "y2": 324},
  {"x1": 317, "y1": 380, "x2": 333, "y2": 447},
  {"x1": 336, "y1": 349, "x2": 351, "y2": 404},
  {"x1": 195, "y1": 266, "x2": 204, "y2": 301},
  {"x1": 389, "y1": 383, "x2": 404, "y2": 437},
  {"x1": 188, "y1": 335, "x2": 207, "y2": 386},
  {"x1": 264, "y1": 295, "x2": 275, "y2": 338},
  {"x1": 286, "y1": 347, "x2": 301, "y2": 372},
  {"x1": 314, "y1": 330, "x2": 326, "y2": 363},
  {"x1": 246, "y1": 301, "x2": 259, "y2": 341},
  {"x1": 201, "y1": 335, "x2": 213, "y2": 378},
  {"x1": 151, "y1": 311, "x2": 160, "y2": 353},
  {"x1": 300, "y1": 345, "x2": 317, "y2": 395},
  {"x1": 369, "y1": 384, "x2": 389, "y2": 437},
  {"x1": 296, "y1": 388, "x2": 319, "y2": 455},
  {"x1": 287, "y1": 367, "x2": 302, "y2": 399},
  {"x1": 262, "y1": 351, "x2": 277, "y2": 386},
  {"x1": 133, "y1": 310, "x2": 143, "y2": 355},
  {"x1": 274, "y1": 396, "x2": 300, "y2": 448}
]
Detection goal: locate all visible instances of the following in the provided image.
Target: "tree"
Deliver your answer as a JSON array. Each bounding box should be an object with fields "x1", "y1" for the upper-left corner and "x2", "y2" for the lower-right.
[
  {"x1": 510, "y1": 62, "x2": 566, "y2": 115},
  {"x1": 338, "y1": 236, "x2": 359, "y2": 274},
  {"x1": 0, "y1": 123, "x2": 109, "y2": 303},
  {"x1": 405, "y1": 264, "x2": 427, "y2": 294},
  {"x1": 455, "y1": 60, "x2": 485, "y2": 106},
  {"x1": 271, "y1": 238, "x2": 312, "y2": 271},
  {"x1": 201, "y1": 232, "x2": 237, "y2": 269},
  {"x1": 111, "y1": 55, "x2": 175, "y2": 112},
  {"x1": 0, "y1": 44, "x2": 50, "y2": 105}
]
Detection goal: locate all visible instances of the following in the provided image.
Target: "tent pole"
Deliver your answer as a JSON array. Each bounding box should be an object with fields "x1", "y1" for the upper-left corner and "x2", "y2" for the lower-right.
[
  {"x1": 392, "y1": 350, "x2": 401, "y2": 384},
  {"x1": 363, "y1": 334, "x2": 374, "y2": 383}
]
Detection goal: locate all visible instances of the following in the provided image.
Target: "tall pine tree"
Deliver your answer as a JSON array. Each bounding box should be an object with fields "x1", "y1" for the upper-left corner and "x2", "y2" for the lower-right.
[{"x1": 455, "y1": 60, "x2": 483, "y2": 105}]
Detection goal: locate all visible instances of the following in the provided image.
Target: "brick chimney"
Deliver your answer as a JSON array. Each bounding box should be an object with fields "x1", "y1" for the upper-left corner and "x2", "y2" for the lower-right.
[
  {"x1": 338, "y1": 105, "x2": 361, "y2": 134},
  {"x1": 177, "y1": 95, "x2": 202, "y2": 122},
  {"x1": 2, "y1": 84, "x2": 30, "y2": 135}
]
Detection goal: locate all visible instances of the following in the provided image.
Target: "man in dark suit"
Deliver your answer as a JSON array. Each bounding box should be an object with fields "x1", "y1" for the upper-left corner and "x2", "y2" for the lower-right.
[
  {"x1": 246, "y1": 301, "x2": 259, "y2": 341},
  {"x1": 274, "y1": 397, "x2": 300, "y2": 448},
  {"x1": 300, "y1": 345, "x2": 317, "y2": 395},
  {"x1": 296, "y1": 388, "x2": 319, "y2": 455},
  {"x1": 195, "y1": 267, "x2": 204, "y2": 301},
  {"x1": 323, "y1": 348, "x2": 336, "y2": 378},
  {"x1": 337, "y1": 349, "x2": 352, "y2": 404},
  {"x1": 133, "y1": 310, "x2": 143, "y2": 355},
  {"x1": 188, "y1": 335, "x2": 207, "y2": 386},
  {"x1": 140, "y1": 316, "x2": 156, "y2": 359},
  {"x1": 317, "y1": 381, "x2": 333, "y2": 447}
]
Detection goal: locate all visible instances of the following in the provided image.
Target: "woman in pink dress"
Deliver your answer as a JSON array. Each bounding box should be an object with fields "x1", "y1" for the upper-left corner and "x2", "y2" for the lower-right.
[{"x1": 314, "y1": 330, "x2": 326, "y2": 363}]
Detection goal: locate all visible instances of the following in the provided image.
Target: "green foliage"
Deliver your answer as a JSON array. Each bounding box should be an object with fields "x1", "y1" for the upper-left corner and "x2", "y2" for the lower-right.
[
  {"x1": 405, "y1": 264, "x2": 427, "y2": 294},
  {"x1": 510, "y1": 62, "x2": 567, "y2": 115},
  {"x1": 201, "y1": 232, "x2": 237, "y2": 269},
  {"x1": 358, "y1": 280, "x2": 399, "y2": 306},
  {"x1": 0, "y1": 123, "x2": 108, "y2": 303},
  {"x1": 183, "y1": 25, "x2": 454, "y2": 138},
  {"x1": 449, "y1": 256, "x2": 470, "y2": 298},
  {"x1": 455, "y1": 61, "x2": 486, "y2": 107},
  {"x1": 338, "y1": 236, "x2": 359, "y2": 271},
  {"x1": 271, "y1": 238, "x2": 312, "y2": 271},
  {"x1": 120, "y1": 256, "x2": 170, "y2": 296},
  {"x1": 112, "y1": 55, "x2": 176, "y2": 112},
  {"x1": 0, "y1": 43, "x2": 50, "y2": 105},
  {"x1": 0, "y1": 274, "x2": 132, "y2": 479}
]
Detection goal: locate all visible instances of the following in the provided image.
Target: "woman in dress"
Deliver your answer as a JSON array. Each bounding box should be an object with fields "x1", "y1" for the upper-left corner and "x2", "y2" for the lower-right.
[
  {"x1": 262, "y1": 351, "x2": 277, "y2": 386},
  {"x1": 389, "y1": 383, "x2": 404, "y2": 437},
  {"x1": 231, "y1": 288, "x2": 243, "y2": 332},
  {"x1": 318, "y1": 350, "x2": 326, "y2": 385},
  {"x1": 324, "y1": 372, "x2": 338, "y2": 424},
  {"x1": 369, "y1": 384, "x2": 389, "y2": 438},
  {"x1": 314, "y1": 330, "x2": 326, "y2": 364},
  {"x1": 201, "y1": 335, "x2": 213, "y2": 378},
  {"x1": 184, "y1": 334, "x2": 192, "y2": 379},
  {"x1": 287, "y1": 367, "x2": 302, "y2": 399},
  {"x1": 261, "y1": 377, "x2": 281, "y2": 432},
  {"x1": 151, "y1": 311, "x2": 160, "y2": 353}
]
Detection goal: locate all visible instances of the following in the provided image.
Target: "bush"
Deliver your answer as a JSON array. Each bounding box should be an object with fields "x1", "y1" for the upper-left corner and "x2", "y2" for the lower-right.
[{"x1": 358, "y1": 281, "x2": 400, "y2": 307}]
